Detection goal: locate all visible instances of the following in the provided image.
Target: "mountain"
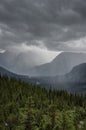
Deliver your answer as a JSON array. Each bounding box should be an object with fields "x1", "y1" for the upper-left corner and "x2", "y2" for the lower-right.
[
  {"x1": 0, "y1": 66, "x2": 17, "y2": 77},
  {"x1": 65, "y1": 63, "x2": 86, "y2": 83},
  {"x1": 1, "y1": 51, "x2": 86, "y2": 76},
  {"x1": 29, "y1": 63, "x2": 86, "y2": 93},
  {"x1": 0, "y1": 66, "x2": 30, "y2": 82},
  {"x1": 31, "y1": 52, "x2": 86, "y2": 76},
  {"x1": 44, "y1": 63, "x2": 86, "y2": 84},
  {"x1": 0, "y1": 51, "x2": 36, "y2": 75},
  {"x1": 0, "y1": 50, "x2": 54, "y2": 75},
  {"x1": 0, "y1": 64, "x2": 86, "y2": 93},
  {"x1": 0, "y1": 51, "x2": 36, "y2": 74}
]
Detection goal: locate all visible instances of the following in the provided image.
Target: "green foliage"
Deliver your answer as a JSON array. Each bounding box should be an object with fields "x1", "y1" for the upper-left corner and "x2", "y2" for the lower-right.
[{"x1": 0, "y1": 75, "x2": 86, "y2": 130}]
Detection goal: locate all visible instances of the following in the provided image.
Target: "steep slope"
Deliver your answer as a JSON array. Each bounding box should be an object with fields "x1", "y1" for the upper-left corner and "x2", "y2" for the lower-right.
[
  {"x1": 0, "y1": 66, "x2": 17, "y2": 77},
  {"x1": 0, "y1": 66, "x2": 30, "y2": 82},
  {"x1": 32, "y1": 63, "x2": 86, "y2": 93},
  {"x1": 37, "y1": 63, "x2": 86, "y2": 84},
  {"x1": 65, "y1": 63, "x2": 86, "y2": 83},
  {"x1": 31, "y1": 52, "x2": 86, "y2": 76},
  {"x1": 0, "y1": 64, "x2": 86, "y2": 93},
  {"x1": 0, "y1": 50, "x2": 55, "y2": 75}
]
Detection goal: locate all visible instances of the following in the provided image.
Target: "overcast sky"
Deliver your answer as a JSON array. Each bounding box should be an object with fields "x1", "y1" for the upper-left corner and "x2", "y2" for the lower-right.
[{"x1": 0, "y1": 0, "x2": 86, "y2": 68}]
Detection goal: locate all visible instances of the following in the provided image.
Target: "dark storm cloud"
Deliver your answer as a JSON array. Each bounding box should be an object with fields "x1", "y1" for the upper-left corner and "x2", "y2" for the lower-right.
[{"x1": 0, "y1": 0, "x2": 86, "y2": 51}]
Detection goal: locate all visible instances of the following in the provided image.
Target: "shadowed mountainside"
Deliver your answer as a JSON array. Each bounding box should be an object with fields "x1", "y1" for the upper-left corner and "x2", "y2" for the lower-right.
[{"x1": 0, "y1": 63, "x2": 86, "y2": 93}]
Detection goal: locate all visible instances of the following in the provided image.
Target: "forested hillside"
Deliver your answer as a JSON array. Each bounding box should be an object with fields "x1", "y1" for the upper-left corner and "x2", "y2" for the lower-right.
[{"x1": 0, "y1": 75, "x2": 86, "y2": 130}]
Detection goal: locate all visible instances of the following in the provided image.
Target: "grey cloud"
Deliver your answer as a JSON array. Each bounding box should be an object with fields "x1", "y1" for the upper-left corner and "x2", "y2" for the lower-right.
[
  {"x1": 0, "y1": 0, "x2": 86, "y2": 51},
  {"x1": 1, "y1": 0, "x2": 86, "y2": 74}
]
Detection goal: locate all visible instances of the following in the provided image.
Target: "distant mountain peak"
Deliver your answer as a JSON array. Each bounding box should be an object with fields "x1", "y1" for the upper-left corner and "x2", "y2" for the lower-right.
[
  {"x1": 53, "y1": 51, "x2": 85, "y2": 61},
  {"x1": 31, "y1": 52, "x2": 86, "y2": 76}
]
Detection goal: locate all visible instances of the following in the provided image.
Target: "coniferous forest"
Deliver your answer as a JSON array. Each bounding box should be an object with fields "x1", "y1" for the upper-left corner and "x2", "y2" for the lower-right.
[{"x1": 0, "y1": 75, "x2": 86, "y2": 130}]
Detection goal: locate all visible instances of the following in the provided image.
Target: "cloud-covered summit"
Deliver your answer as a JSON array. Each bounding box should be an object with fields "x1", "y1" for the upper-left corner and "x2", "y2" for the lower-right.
[{"x1": 0, "y1": 0, "x2": 86, "y2": 52}]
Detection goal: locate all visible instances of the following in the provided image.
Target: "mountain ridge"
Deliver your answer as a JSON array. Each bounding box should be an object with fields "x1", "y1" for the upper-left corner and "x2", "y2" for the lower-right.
[
  {"x1": 31, "y1": 52, "x2": 86, "y2": 76},
  {"x1": 0, "y1": 63, "x2": 86, "y2": 93}
]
